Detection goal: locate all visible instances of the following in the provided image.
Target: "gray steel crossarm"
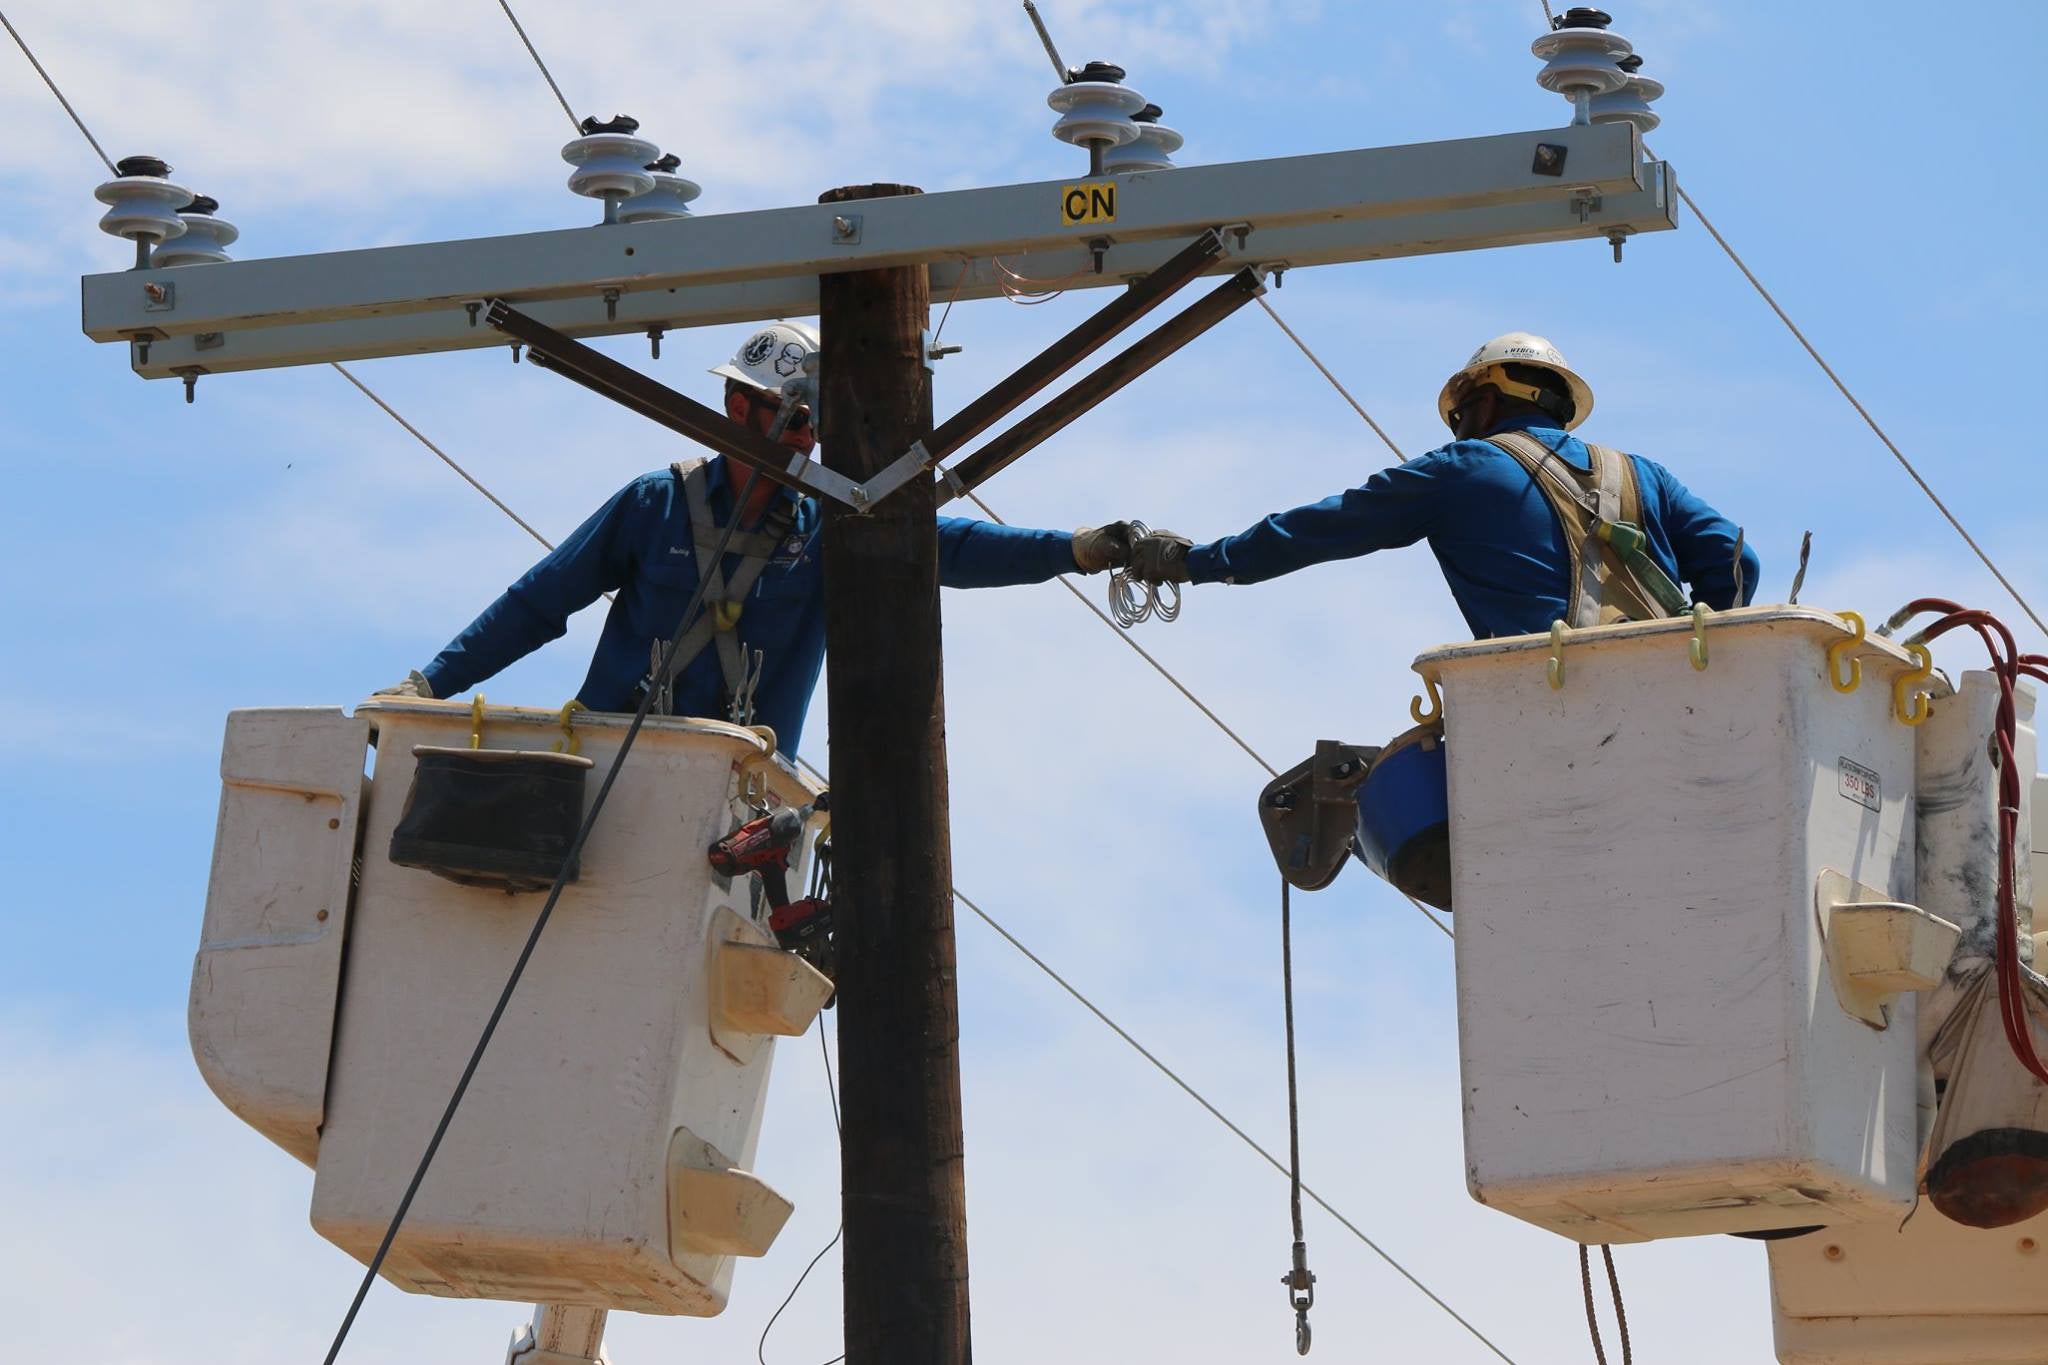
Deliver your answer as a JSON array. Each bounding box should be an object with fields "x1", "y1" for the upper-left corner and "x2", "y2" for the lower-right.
[
  {"x1": 120, "y1": 168, "x2": 1672, "y2": 380},
  {"x1": 86, "y1": 123, "x2": 1656, "y2": 358}
]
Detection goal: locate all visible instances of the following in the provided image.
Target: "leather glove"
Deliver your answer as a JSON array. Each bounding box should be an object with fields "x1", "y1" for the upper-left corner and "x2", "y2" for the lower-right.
[
  {"x1": 1126, "y1": 529, "x2": 1193, "y2": 585},
  {"x1": 1070, "y1": 521, "x2": 1135, "y2": 574},
  {"x1": 373, "y1": 669, "x2": 435, "y2": 699}
]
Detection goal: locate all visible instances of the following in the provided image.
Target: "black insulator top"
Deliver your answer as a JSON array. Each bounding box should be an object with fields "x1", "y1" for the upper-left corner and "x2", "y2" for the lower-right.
[
  {"x1": 1072, "y1": 60, "x2": 1127, "y2": 84},
  {"x1": 578, "y1": 114, "x2": 640, "y2": 135},
  {"x1": 115, "y1": 155, "x2": 171, "y2": 178},
  {"x1": 1617, "y1": 53, "x2": 1644, "y2": 73},
  {"x1": 1555, "y1": 7, "x2": 1613, "y2": 29},
  {"x1": 1133, "y1": 103, "x2": 1163, "y2": 123},
  {"x1": 181, "y1": 194, "x2": 220, "y2": 215},
  {"x1": 646, "y1": 152, "x2": 682, "y2": 173}
]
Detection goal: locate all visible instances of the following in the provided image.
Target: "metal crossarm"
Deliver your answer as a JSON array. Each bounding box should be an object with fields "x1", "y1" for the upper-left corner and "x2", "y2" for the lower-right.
[
  {"x1": 85, "y1": 124, "x2": 1672, "y2": 380},
  {"x1": 484, "y1": 300, "x2": 859, "y2": 505},
  {"x1": 941, "y1": 267, "x2": 1266, "y2": 502}
]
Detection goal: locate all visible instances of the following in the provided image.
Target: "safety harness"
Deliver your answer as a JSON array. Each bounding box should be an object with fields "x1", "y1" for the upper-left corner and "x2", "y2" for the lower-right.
[
  {"x1": 642, "y1": 459, "x2": 800, "y2": 719},
  {"x1": 1485, "y1": 430, "x2": 1689, "y2": 627}
]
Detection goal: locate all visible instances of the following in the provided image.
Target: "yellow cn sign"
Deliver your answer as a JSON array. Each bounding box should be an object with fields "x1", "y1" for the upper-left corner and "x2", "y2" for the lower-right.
[{"x1": 1060, "y1": 181, "x2": 1117, "y2": 227}]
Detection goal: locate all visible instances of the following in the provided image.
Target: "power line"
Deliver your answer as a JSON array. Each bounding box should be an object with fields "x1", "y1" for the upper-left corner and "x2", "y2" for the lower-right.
[
  {"x1": 1661, "y1": 175, "x2": 2045, "y2": 639},
  {"x1": 784, "y1": 751, "x2": 1514, "y2": 1362},
  {"x1": 1256, "y1": 294, "x2": 1408, "y2": 464},
  {"x1": 2, "y1": 8, "x2": 115, "y2": 173},
  {"x1": 492, "y1": 0, "x2": 580, "y2": 134}
]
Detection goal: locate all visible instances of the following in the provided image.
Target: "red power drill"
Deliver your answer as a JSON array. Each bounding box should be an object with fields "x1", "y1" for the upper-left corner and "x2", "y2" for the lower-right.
[{"x1": 706, "y1": 794, "x2": 834, "y2": 968}]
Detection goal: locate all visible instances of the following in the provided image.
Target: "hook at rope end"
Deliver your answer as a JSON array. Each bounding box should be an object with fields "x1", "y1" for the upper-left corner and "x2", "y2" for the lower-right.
[{"x1": 1283, "y1": 1241, "x2": 1316, "y2": 1355}]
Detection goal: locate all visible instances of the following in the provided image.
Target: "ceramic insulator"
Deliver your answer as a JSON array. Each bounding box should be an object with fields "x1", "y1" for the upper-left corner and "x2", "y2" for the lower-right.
[
  {"x1": 152, "y1": 195, "x2": 241, "y2": 267},
  {"x1": 618, "y1": 153, "x2": 701, "y2": 223},
  {"x1": 1531, "y1": 8, "x2": 1633, "y2": 109},
  {"x1": 1102, "y1": 104, "x2": 1183, "y2": 173},
  {"x1": 1048, "y1": 61, "x2": 1145, "y2": 150},
  {"x1": 562, "y1": 116, "x2": 659, "y2": 202},
  {"x1": 94, "y1": 155, "x2": 192, "y2": 245},
  {"x1": 1588, "y1": 56, "x2": 1664, "y2": 135}
]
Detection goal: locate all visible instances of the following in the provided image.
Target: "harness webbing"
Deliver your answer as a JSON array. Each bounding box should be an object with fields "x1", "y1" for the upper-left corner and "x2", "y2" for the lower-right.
[
  {"x1": 1485, "y1": 432, "x2": 1664, "y2": 627},
  {"x1": 644, "y1": 459, "x2": 798, "y2": 714}
]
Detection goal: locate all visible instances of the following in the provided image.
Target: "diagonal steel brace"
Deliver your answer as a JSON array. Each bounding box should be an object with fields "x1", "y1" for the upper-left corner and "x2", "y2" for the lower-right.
[
  {"x1": 859, "y1": 229, "x2": 1228, "y2": 507},
  {"x1": 484, "y1": 299, "x2": 864, "y2": 507},
  {"x1": 937, "y1": 267, "x2": 1267, "y2": 504}
]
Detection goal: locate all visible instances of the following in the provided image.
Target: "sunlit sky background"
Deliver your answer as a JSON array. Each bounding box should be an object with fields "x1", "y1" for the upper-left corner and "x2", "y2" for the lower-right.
[{"x1": 4, "y1": 2, "x2": 2044, "y2": 1361}]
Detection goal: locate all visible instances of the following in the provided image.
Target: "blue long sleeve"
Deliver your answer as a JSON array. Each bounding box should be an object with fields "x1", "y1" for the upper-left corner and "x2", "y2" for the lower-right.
[
  {"x1": 1639, "y1": 459, "x2": 1762, "y2": 609},
  {"x1": 1186, "y1": 453, "x2": 1454, "y2": 586},
  {"x1": 937, "y1": 516, "x2": 1077, "y2": 587},
  {"x1": 422, "y1": 482, "x2": 637, "y2": 698}
]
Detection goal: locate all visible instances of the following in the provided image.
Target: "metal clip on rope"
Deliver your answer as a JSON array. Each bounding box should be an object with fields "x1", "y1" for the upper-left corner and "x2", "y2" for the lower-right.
[{"x1": 1109, "y1": 520, "x2": 1182, "y2": 627}]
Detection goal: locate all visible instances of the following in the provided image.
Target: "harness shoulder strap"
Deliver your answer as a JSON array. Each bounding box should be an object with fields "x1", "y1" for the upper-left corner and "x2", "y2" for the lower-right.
[
  {"x1": 1486, "y1": 432, "x2": 1663, "y2": 628},
  {"x1": 651, "y1": 462, "x2": 804, "y2": 705}
]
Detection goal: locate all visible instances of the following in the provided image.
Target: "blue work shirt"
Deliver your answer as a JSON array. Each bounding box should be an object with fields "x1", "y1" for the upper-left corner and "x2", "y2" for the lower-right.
[
  {"x1": 421, "y1": 457, "x2": 1078, "y2": 755},
  {"x1": 1185, "y1": 414, "x2": 1761, "y2": 637}
]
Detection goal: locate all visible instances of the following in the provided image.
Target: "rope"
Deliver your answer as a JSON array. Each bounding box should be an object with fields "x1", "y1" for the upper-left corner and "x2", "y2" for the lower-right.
[
  {"x1": 0, "y1": 9, "x2": 115, "y2": 173},
  {"x1": 1279, "y1": 877, "x2": 1316, "y2": 1355},
  {"x1": 1107, "y1": 519, "x2": 1182, "y2": 626},
  {"x1": 755, "y1": 1022, "x2": 846, "y2": 1365},
  {"x1": 1577, "y1": 1245, "x2": 1631, "y2": 1365},
  {"x1": 493, "y1": 0, "x2": 580, "y2": 134},
  {"x1": 319, "y1": 468, "x2": 769, "y2": 1364}
]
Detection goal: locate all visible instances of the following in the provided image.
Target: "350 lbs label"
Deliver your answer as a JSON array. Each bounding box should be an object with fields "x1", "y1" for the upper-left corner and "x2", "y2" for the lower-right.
[{"x1": 1838, "y1": 757, "x2": 1881, "y2": 811}]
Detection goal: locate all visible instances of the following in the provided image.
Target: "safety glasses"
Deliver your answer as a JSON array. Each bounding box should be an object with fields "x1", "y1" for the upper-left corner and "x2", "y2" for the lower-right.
[{"x1": 748, "y1": 390, "x2": 811, "y2": 433}]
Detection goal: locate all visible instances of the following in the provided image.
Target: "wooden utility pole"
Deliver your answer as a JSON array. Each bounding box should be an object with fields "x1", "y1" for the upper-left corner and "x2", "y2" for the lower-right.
[{"x1": 816, "y1": 183, "x2": 971, "y2": 1365}]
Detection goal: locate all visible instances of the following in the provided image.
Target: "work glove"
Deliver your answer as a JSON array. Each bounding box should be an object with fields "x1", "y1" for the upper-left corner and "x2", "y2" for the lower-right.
[
  {"x1": 1070, "y1": 521, "x2": 1136, "y2": 575},
  {"x1": 1125, "y1": 529, "x2": 1193, "y2": 585},
  {"x1": 372, "y1": 669, "x2": 435, "y2": 699}
]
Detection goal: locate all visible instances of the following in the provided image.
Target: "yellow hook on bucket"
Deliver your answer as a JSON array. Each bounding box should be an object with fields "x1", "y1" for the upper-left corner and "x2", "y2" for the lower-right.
[
  {"x1": 1547, "y1": 621, "x2": 1568, "y2": 691},
  {"x1": 1827, "y1": 611, "x2": 1865, "y2": 693},
  {"x1": 1893, "y1": 643, "x2": 1935, "y2": 726},
  {"x1": 555, "y1": 700, "x2": 587, "y2": 755},
  {"x1": 1689, "y1": 603, "x2": 1711, "y2": 671},
  {"x1": 468, "y1": 693, "x2": 488, "y2": 749},
  {"x1": 1410, "y1": 674, "x2": 1444, "y2": 724}
]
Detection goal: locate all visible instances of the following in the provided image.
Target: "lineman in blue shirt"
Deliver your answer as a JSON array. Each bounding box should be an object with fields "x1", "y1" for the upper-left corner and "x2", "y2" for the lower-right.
[
  {"x1": 1122, "y1": 332, "x2": 1760, "y2": 631},
  {"x1": 379, "y1": 322, "x2": 1135, "y2": 756}
]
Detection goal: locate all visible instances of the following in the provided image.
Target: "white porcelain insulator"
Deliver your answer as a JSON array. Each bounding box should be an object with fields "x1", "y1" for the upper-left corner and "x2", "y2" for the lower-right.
[
  {"x1": 562, "y1": 131, "x2": 660, "y2": 201},
  {"x1": 1589, "y1": 73, "x2": 1665, "y2": 134},
  {"x1": 1531, "y1": 25, "x2": 1633, "y2": 99},
  {"x1": 152, "y1": 212, "x2": 240, "y2": 266},
  {"x1": 1102, "y1": 120, "x2": 1183, "y2": 173},
  {"x1": 617, "y1": 171, "x2": 702, "y2": 223},
  {"x1": 1048, "y1": 80, "x2": 1145, "y2": 149},
  {"x1": 94, "y1": 173, "x2": 193, "y2": 244}
]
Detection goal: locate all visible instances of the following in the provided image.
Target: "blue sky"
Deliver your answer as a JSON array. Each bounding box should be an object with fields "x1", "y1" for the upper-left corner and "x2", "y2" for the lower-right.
[{"x1": 4, "y1": 2, "x2": 2045, "y2": 1362}]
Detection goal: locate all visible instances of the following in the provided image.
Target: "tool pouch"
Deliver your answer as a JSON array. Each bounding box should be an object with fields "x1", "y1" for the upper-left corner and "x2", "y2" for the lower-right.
[
  {"x1": 1259, "y1": 740, "x2": 1380, "y2": 892},
  {"x1": 389, "y1": 746, "x2": 595, "y2": 893}
]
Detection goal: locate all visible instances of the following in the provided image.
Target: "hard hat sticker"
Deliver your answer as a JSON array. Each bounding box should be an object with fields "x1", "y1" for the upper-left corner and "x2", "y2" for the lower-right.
[{"x1": 1060, "y1": 181, "x2": 1117, "y2": 227}]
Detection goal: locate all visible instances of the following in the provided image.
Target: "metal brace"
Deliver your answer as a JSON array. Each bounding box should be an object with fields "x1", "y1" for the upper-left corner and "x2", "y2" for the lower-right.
[
  {"x1": 1569, "y1": 186, "x2": 1603, "y2": 223},
  {"x1": 860, "y1": 439, "x2": 935, "y2": 509}
]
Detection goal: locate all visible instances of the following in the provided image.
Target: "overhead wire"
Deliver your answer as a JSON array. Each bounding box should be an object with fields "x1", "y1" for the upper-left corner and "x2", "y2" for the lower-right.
[
  {"x1": 493, "y1": 0, "x2": 580, "y2": 134},
  {"x1": 1, "y1": 9, "x2": 115, "y2": 174}
]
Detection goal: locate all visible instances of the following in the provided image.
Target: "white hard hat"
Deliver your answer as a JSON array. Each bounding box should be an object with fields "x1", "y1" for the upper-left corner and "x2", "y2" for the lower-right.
[
  {"x1": 1436, "y1": 331, "x2": 1595, "y2": 432},
  {"x1": 710, "y1": 321, "x2": 820, "y2": 395}
]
